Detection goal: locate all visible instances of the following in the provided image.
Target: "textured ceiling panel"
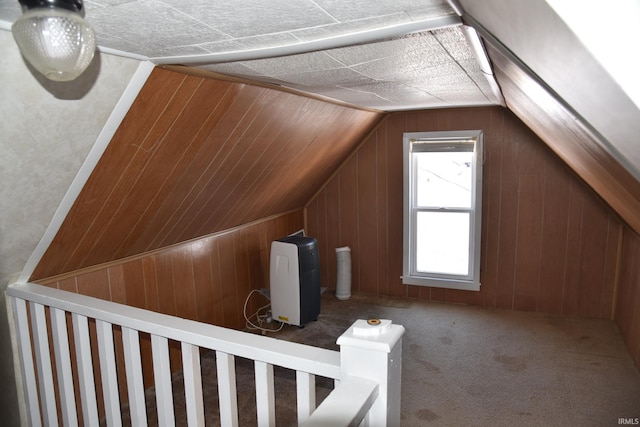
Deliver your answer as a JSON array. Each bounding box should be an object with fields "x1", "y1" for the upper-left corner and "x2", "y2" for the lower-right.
[
  {"x1": 237, "y1": 51, "x2": 346, "y2": 76},
  {"x1": 312, "y1": 0, "x2": 451, "y2": 21},
  {"x1": 199, "y1": 27, "x2": 501, "y2": 110},
  {"x1": 160, "y1": 0, "x2": 337, "y2": 38},
  {"x1": 88, "y1": 1, "x2": 228, "y2": 50},
  {"x1": 0, "y1": 0, "x2": 505, "y2": 111},
  {"x1": 269, "y1": 68, "x2": 374, "y2": 87},
  {"x1": 198, "y1": 33, "x2": 302, "y2": 56},
  {"x1": 327, "y1": 32, "x2": 446, "y2": 69}
]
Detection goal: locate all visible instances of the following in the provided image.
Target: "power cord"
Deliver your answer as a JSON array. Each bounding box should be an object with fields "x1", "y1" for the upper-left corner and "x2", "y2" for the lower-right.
[{"x1": 243, "y1": 289, "x2": 284, "y2": 334}]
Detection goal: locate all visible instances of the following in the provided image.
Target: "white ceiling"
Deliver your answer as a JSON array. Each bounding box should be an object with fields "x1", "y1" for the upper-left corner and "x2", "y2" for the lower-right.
[{"x1": 0, "y1": 0, "x2": 503, "y2": 111}]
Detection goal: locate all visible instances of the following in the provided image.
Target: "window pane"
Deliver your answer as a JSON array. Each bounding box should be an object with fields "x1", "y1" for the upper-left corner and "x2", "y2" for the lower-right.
[
  {"x1": 416, "y1": 211, "x2": 470, "y2": 276},
  {"x1": 416, "y1": 151, "x2": 473, "y2": 208}
]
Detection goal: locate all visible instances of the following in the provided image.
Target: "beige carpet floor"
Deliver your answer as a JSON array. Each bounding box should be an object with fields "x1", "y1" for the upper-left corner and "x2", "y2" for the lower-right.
[{"x1": 131, "y1": 291, "x2": 640, "y2": 426}]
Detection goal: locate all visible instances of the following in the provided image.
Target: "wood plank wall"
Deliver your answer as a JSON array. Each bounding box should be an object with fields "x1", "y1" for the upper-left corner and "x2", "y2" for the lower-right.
[
  {"x1": 616, "y1": 227, "x2": 640, "y2": 368},
  {"x1": 487, "y1": 43, "x2": 640, "y2": 238},
  {"x1": 31, "y1": 67, "x2": 383, "y2": 281},
  {"x1": 305, "y1": 107, "x2": 622, "y2": 318},
  {"x1": 37, "y1": 210, "x2": 304, "y2": 415}
]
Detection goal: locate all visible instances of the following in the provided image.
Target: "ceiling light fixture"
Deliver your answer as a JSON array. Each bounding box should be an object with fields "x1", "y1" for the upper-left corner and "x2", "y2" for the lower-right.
[{"x1": 12, "y1": 0, "x2": 96, "y2": 81}]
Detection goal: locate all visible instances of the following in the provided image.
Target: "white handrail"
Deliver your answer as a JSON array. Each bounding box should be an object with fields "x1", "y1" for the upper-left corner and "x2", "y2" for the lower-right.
[
  {"x1": 7, "y1": 282, "x2": 403, "y2": 426},
  {"x1": 303, "y1": 376, "x2": 379, "y2": 427},
  {"x1": 7, "y1": 283, "x2": 341, "y2": 379}
]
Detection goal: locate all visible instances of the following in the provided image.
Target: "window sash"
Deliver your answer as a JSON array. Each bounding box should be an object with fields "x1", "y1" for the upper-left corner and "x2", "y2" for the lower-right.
[
  {"x1": 402, "y1": 130, "x2": 483, "y2": 291},
  {"x1": 412, "y1": 209, "x2": 473, "y2": 280},
  {"x1": 411, "y1": 149, "x2": 474, "y2": 209}
]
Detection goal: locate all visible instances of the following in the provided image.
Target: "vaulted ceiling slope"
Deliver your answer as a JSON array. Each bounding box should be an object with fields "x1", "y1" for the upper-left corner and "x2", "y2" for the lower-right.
[
  {"x1": 457, "y1": 0, "x2": 640, "y2": 235},
  {"x1": 30, "y1": 69, "x2": 383, "y2": 280}
]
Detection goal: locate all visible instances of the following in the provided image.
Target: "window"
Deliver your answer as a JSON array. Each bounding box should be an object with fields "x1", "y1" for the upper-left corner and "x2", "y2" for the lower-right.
[{"x1": 402, "y1": 130, "x2": 483, "y2": 291}]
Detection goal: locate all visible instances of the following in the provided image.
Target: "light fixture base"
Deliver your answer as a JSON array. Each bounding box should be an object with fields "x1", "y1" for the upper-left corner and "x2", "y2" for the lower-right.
[
  {"x1": 12, "y1": 0, "x2": 96, "y2": 81},
  {"x1": 19, "y1": 0, "x2": 84, "y2": 14}
]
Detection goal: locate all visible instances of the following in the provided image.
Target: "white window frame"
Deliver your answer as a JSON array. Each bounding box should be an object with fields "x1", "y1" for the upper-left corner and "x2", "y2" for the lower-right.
[{"x1": 402, "y1": 130, "x2": 483, "y2": 291}]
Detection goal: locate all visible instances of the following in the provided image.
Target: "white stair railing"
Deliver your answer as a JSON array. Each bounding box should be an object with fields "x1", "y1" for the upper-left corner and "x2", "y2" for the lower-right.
[{"x1": 6, "y1": 282, "x2": 403, "y2": 426}]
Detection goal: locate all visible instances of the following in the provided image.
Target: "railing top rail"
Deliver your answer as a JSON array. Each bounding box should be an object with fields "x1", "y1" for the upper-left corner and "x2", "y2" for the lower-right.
[
  {"x1": 302, "y1": 376, "x2": 379, "y2": 427},
  {"x1": 7, "y1": 283, "x2": 341, "y2": 379}
]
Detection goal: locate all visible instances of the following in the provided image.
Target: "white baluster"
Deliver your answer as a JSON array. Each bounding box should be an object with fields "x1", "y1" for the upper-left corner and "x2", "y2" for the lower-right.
[
  {"x1": 122, "y1": 327, "x2": 147, "y2": 426},
  {"x1": 151, "y1": 335, "x2": 175, "y2": 427},
  {"x1": 181, "y1": 342, "x2": 204, "y2": 427},
  {"x1": 72, "y1": 313, "x2": 99, "y2": 424},
  {"x1": 96, "y1": 320, "x2": 122, "y2": 427},
  {"x1": 10, "y1": 297, "x2": 42, "y2": 427},
  {"x1": 50, "y1": 308, "x2": 78, "y2": 427},
  {"x1": 254, "y1": 361, "x2": 275, "y2": 427},
  {"x1": 296, "y1": 371, "x2": 316, "y2": 425},
  {"x1": 216, "y1": 351, "x2": 238, "y2": 427},
  {"x1": 31, "y1": 302, "x2": 58, "y2": 426}
]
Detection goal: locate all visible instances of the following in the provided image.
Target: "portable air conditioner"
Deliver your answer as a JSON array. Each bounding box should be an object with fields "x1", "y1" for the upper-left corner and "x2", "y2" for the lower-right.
[{"x1": 270, "y1": 235, "x2": 321, "y2": 327}]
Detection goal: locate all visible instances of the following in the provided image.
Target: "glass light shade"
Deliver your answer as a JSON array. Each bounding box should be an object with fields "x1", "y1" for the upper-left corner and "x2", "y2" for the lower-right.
[{"x1": 12, "y1": 7, "x2": 96, "y2": 81}]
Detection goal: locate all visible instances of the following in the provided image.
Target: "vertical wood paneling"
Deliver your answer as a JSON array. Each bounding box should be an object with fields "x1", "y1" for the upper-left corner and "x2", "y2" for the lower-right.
[
  {"x1": 375, "y1": 125, "x2": 390, "y2": 297},
  {"x1": 305, "y1": 107, "x2": 623, "y2": 318},
  {"x1": 494, "y1": 112, "x2": 519, "y2": 309},
  {"x1": 191, "y1": 240, "x2": 215, "y2": 324},
  {"x1": 116, "y1": 79, "x2": 225, "y2": 251},
  {"x1": 107, "y1": 265, "x2": 127, "y2": 305},
  {"x1": 578, "y1": 196, "x2": 612, "y2": 317},
  {"x1": 133, "y1": 82, "x2": 241, "y2": 252},
  {"x1": 142, "y1": 257, "x2": 160, "y2": 313},
  {"x1": 255, "y1": 222, "x2": 271, "y2": 294},
  {"x1": 325, "y1": 179, "x2": 341, "y2": 290},
  {"x1": 74, "y1": 75, "x2": 205, "y2": 272},
  {"x1": 478, "y1": 108, "x2": 504, "y2": 308},
  {"x1": 57, "y1": 277, "x2": 78, "y2": 293},
  {"x1": 218, "y1": 233, "x2": 239, "y2": 329},
  {"x1": 305, "y1": 193, "x2": 330, "y2": 287},
  {"x1": 601, "y1": 221, "x2": 621, "y2": 319},
  {"x1": 92, "y1": 76, "x2": 210, "y2": 263},
  {"x1": 35, "y1": 70, "x2": 189, "y2": 279},
  {"x1": 31, "y1": 68, "x2": 383, "y2": 281},
  {"x1": 339, "y1": 156, "x2": 359, "y2": 292},
  {"x1": 616, "y1": 228, "x2": 640, "y2": 368},
  {"x1": 562, "y1": 179, "x2": 585, "y2": 316},
  {"x1": 536, "y1": 169, "x2": 568, "y2": 313},
  {"x1": 234, "y1": 229, "x2": 252, "y2": 328},
  {"x1": 512, "y1": 126, "x2": 545, "y2": 311},
  {"x1": 155, "y1": 252, "x2": 177, "y2": 317},
  {"x1": 209, "y1": 238, "x2": 224, "y2": 327},
  {"x1": 122, "y1": 260, "x2": 146, "y2": 309},
  {"x1": 172, "y1": 247, "x2": 197, "y2": 321},
  {"x1": 357, "y1": 137, "x2": 378, "y2": 295},
  {"x1": 186, "y1": 87, "x2": 276, "y2": 239},
  {"x1": 76, "y1": 269, "x2": 110, "y2": 300},
  {"x1": 385, "y1": 115, "x2": 406, "y2": 298}
]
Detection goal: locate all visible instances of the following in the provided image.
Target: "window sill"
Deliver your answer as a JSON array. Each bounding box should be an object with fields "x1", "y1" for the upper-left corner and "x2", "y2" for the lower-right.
[{"x1": 401, "y1": 275, "x2": 481, "y2": 291}]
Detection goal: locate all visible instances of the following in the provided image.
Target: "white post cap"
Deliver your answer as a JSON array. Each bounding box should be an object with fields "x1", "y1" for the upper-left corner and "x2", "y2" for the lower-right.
[{"x1": 337, "y1": 319, "x2": 405, "y2": 352}]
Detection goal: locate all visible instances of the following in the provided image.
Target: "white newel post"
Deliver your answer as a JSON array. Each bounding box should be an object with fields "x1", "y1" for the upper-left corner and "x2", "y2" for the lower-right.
[{"x1": 337, "y1": 319, "x2": 405, "y2": 426}]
